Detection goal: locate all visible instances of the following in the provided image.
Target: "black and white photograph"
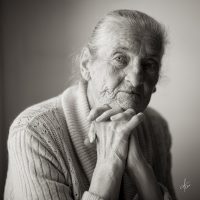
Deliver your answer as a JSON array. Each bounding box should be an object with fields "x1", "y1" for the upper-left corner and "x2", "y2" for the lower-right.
[{"x1": 1, "y1": 0, "x2": 200, "y2": 200}]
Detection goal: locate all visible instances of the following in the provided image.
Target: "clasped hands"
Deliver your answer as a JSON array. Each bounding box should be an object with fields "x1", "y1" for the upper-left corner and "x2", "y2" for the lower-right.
[{"x1": 86, "y1": 104, "x2": 145, "y2": 174}]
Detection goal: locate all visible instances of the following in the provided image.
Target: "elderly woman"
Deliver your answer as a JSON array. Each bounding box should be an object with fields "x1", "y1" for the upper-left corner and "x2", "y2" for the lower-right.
[{"x1": 4, "y1": 10, "x2": 177, "y2": 200}]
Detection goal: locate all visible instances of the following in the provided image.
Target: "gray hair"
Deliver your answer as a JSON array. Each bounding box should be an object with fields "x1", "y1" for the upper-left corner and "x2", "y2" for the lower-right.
[{"x1": 87, "y1": 9, "x2": 167, "y2": 58}]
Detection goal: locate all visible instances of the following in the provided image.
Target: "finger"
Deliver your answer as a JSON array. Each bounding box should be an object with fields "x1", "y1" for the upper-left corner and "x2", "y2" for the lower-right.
[
  {"x1": 84, "y1": 122, "x2": 96, "y2": 146},
  {"x1": 122, "y1": 112, "x2": 144, "y2": 136},
  {"x1": 84, "y1": 138, "x2": 90, "y2": 146},
  {"x1": 110, "y1": 108, "x2": 136, "y2": 121},
  {"x1": 96, "y1": 106, "x2": 123, "y2": 122},
  {"x1": 87, "y1": 104, "x2": 111, "y2": 121},
  {"x1": 124, "y1": 108, "x2": 136, "y2": 115},
  {"x1": 88, "y1": 122, "x2": 96, "y2": 143}
]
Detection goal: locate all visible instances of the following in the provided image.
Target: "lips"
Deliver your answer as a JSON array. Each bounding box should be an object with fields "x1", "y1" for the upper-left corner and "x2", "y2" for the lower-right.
[
  {"x1": 118, "y1": 90, "x2": 141, "y2": 97},
  {"x1": 117, "y1": 90, "x2": 141, "y2": 103}
]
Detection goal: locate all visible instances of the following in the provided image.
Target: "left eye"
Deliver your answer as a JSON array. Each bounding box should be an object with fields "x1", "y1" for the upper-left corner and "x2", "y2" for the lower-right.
[{"x1": 142, "y1": 62, "x2": 159, "y2": 73}]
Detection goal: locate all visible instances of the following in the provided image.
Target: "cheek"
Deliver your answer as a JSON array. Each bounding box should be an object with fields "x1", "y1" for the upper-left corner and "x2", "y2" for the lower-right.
[
  {"x1": 90, "y1": 63, "x2": 106, "y2": 87},
  {"x1": 145, "y1": 72, "x2": 158, "y2": 87},
  {"x1": 91, "y1": 63, "x2": 124, "y2": 91},
  {"x1": 143, "y1": 75, "x2": 158, "y2": 97},
  {"x1": 105, "y1": 68, "x2": 125, "y2": 90},
  {"x1": 107, "y1": 62, "x2": 126, "y2": 82},
  {"x1": 143, "y1": 83, "x2": 156, "y2": 104}
]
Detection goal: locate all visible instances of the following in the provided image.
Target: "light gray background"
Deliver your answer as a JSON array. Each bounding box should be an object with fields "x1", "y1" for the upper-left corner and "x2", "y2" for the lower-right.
[{"x1": 1, "y1": 0, "x2": 200, "y2": 199}]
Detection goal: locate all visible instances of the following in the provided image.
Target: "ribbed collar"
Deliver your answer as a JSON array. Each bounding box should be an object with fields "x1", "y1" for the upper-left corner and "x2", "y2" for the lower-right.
[
  {"x1": 61, "y1": 80, "x2": 91, "y2": 138},
  {"x1": 61, "y1": 80, "x2": 97, "y2": 184}
]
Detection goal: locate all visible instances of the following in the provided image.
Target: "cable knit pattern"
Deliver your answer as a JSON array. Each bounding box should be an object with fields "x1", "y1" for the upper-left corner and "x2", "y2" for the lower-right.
[{"x1": 4, "y1": 81, "x2": 177, "y2": 200}]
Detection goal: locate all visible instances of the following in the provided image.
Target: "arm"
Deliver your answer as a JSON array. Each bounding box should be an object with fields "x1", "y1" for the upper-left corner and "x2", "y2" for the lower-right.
[
  {"x1": 127, "y1": 134, "x2": 163, "y2": 200},
  {"x1": 161, "y1": 125, "x2": 177, "y2": 200},
  {"x1": 127, "y1": 118, "x2": 177, "y2": 200},
  {"x1": 88, "y1": 158, "x2": 125, "y2": 200},
  {"x1": 6, "y1": 127, "x2": 74, "y2": 200},
  {"x1": 151, "y1": 121, "x2": 177, "y2": 200},
  {"x1": 6, "y1": 125, "x2": 107, "y2": 200},
  {"x1": 165, "y1": 153, "x2": 177, "y2": 200}
]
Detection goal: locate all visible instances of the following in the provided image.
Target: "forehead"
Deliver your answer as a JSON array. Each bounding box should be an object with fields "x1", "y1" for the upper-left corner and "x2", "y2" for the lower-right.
[{"x1": 96, "y1": 19, "x2": 162, "y2": 59}]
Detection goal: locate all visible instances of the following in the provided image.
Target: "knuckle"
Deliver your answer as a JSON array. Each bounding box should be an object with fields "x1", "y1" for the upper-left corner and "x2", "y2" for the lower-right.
[
  {"x1": 127, "y1": 108, "x2": 136, "y2": 113},
  {"x1": 96, "y1": 109, "x2": 102, "y2": 116},
  {"x1": 118, "y1": 113, "x2": 124, "y2": 118},
  {"x1": 90, "y1": 107, "x2": 108, "y2": 119},
  {"x1": 96, "y1": 107, "x2": 104, "y2": 114},
  {"x1": 110, "y1": 122, "x2": 117, "y2": 131},
  {"x1": 125, "y1": 108, "x2": 135, "y2": 116},
  {"x1": 116, "y1": 126, "x2": 124, "y2": 134},
  {"x1": 123, "y1": 113, "x2": 131, "y2": 120},
  {"x1": 103, "y1": 109, "x2": 112, "y2": 118},
  {"x1": 90, "y1": 108, "x2": 97, "y2": 116}
]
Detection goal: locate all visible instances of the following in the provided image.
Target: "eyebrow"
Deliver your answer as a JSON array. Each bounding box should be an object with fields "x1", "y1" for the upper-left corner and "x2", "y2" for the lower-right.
[
  {"x1": 116, "y1": 46, "x2": 130, "y2": 51},
  {"x1": 112, "y1": 46, "x2": 161, "y2": 60},
  {"x1": 110, "y1": 46, "x2": 130, "y2": 55}
]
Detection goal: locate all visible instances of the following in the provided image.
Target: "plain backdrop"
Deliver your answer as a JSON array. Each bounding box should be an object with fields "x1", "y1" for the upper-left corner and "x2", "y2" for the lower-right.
[{"x1": 1, "y1": 0, "x2": 200, "y2": 199}]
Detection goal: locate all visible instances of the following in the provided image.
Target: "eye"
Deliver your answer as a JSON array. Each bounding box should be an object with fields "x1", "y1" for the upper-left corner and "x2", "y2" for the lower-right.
[
  {"x1": 142, "y1": 60, "x2": 159, "y2": 74},
  {"x1": 113, "y1": 54, "x2": 129, "y2": 67}
]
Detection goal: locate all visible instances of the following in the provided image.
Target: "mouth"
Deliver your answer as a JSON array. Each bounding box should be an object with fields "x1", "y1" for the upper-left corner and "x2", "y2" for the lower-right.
[
  {"x1": 118, "y1": 90, "x2": 141, "y2": 97},
  {"x1": 115, "y1": 90, "x2": 142, "y2": 110},
  {"x1": 117, "y1": 90, "x2": 142, "y2": 105}
]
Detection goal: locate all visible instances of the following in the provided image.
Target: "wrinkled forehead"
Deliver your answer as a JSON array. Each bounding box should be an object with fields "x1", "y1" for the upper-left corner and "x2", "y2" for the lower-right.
[{"x1": 96, "y1": 18, "x2": 163, "y2": 59}]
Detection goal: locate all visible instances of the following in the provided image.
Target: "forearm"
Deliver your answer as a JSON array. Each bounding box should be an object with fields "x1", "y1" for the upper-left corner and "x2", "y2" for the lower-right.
[
  {"x1": 89, "y1": 160, "x2": 124, "y2": 200},
  {"x1": 128, "y1": 155, "x2": 163, "y2": 200}
]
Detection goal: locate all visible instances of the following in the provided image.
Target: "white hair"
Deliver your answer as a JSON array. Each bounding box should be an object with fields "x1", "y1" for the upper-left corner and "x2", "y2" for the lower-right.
[{"x1": 87, "y1": 9, "x2": 167, "y2": 58}]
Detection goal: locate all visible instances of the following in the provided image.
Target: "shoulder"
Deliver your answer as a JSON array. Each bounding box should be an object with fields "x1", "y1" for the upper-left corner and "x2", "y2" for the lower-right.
[
  {"x1": 144, "y1": 107, "x2": 168, "y2": 126},
  {"x1": 144, "y1": 107, "x2": 171, "y2": 149},
  {"x1": 8, "y1": 95, "x2": 65, "y2": 141}
]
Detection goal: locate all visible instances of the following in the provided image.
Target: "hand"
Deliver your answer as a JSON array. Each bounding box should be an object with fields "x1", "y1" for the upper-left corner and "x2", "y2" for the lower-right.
[
  {"x1": 87, "y1": 105, "x2": 144, "y2": 164},
  {"x1": 106, "y1": 108, "x2": 145, "y2": 175},
  {"x1": 87, "y1": 105, "x2": 144, "y2": 200},
  {"x1": 87, "y1": 106, "x2": 163, "y2": 200}
]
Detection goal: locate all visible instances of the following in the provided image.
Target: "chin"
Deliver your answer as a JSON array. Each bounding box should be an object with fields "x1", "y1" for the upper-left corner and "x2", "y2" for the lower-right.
[
  {"x1": 116, "y1": 100, "x2": 142, "y2": 113},
  {"x1": 115, "y1": 93, "x2": 144, "y2": 113}
]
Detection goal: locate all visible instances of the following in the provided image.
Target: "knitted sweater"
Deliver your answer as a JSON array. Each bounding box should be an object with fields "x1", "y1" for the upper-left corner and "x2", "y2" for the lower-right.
[{"x1": 4, "y1": 81, "x2": 177, "y2": 200}]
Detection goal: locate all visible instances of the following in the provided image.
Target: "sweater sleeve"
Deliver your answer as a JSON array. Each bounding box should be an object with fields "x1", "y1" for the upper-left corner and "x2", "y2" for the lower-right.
[
  {"x1": 145, "y1": 108, "x2": 177, "y2": 200},
  {"x1": 6, "y1": 126, "x2": 74, "y2": 200},
  {"x1": 155, "y1": 121, "x2": 177, "y2": 200},
  {"x1": 6, "y1": 126, "x2": 104, "y2": 200},
  {"x1": 162, "y1": 127, "x2": 177, "y2": 200}
]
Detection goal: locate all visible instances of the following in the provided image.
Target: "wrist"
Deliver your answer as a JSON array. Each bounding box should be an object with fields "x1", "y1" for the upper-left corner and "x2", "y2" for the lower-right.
[
  {"x1": 127, "y1": 154, "x2": 146, "y2": 177},
  {"x1": 95, "y1": 159, "x2": 125, "y2": 178},
  {"x1": 89, "y1": 160, "x2": 124, "y2": 199}
]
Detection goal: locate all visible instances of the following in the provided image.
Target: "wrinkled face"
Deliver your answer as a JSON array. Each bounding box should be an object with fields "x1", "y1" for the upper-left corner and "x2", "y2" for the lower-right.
[{"x1": 84, "y1": 20, "x2": 162, "y2": 113}]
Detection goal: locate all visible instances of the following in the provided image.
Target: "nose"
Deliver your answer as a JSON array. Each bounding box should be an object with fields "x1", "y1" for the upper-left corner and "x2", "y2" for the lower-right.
[{"x1": 124, "y1": 59, "x2": 143, "y2": 87}]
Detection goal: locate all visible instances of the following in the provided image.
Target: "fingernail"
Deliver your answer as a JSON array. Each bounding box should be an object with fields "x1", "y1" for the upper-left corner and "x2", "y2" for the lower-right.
[
  {"x1": 90, "y1": 135, "x2": 95, "y2": 143},
  {"x1": 84, "y1": 138, "x2": 90, "y2": 146},
  {"x1": 137, "y1": 113, "x2": 144, "y2": 121},
  {"x1": 96, "y1": 117, "x2": 101, "y2": 122},
  {"x1": 110, "y1": 116, "x2": 115, "y2": 121},
  {"x1": 89, "y1": 137, "x2": 93, "y2": 143}
]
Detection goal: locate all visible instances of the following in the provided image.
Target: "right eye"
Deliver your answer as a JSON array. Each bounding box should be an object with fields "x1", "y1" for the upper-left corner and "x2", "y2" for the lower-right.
[{"x1": 113, "y1": 54, "x2": 129, "y2": 67}]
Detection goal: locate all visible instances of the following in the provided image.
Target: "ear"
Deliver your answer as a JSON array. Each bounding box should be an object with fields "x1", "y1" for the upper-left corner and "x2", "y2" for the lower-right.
[{"x1": 80, "y1": 47, "x2": 92, "y2": 81}]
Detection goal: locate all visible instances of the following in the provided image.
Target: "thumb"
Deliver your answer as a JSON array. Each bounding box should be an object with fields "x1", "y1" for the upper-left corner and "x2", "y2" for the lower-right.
[{"x1": 122, "y1": 112, "x2": 144, "y2": 137}]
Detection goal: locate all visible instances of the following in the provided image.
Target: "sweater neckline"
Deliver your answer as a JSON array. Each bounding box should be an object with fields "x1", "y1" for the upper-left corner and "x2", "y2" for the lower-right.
[
  {"x1": 61, "y1": 80, "x2": 91, "y2": 139},
  {"x1": 61, "y1": 80, "x2": 97, "y2": 183}
]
